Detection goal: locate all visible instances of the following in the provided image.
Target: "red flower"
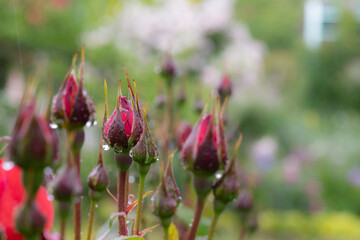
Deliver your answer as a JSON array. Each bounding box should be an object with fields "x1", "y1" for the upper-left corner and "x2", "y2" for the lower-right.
[
  {"x1": 0, "y1": 158, "x2": 54, "y2": 240},
  {"x1": 51, "y1": 49, "x2": 96, "y2": 130},
  {"x1": 181, "y1": 114, "x2": 219, "y2": 176}
]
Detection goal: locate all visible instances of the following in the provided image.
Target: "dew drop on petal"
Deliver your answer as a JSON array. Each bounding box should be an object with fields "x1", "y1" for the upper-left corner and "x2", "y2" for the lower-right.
[
  {"x1": 49, "y1": 123, "x2": 58, "y2": 129},
  {"x1": 2, "y1": 161, "x2": 14, "y2": 171}
]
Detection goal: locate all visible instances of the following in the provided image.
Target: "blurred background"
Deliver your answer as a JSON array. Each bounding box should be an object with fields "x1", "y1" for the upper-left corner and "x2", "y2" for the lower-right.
[{"x1": 1, "y1": 0, "x2": 360, "y2": 239}]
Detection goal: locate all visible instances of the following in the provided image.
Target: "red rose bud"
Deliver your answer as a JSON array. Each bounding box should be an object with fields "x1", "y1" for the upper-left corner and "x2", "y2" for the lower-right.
[
  {"x1": 217, "y1": 74, "x2": 232, "y2": 103},
  {"x1": 160, "y1": 54, "x2": 177, "y2": 86},
  {"x1": 87, "y1": 139, "x2": 109, "y2": 201},
  {"x1": 51, "y1": 47, "x2": 96, "y2": 130},
  {"x1": 102, "y1": 78, "x2": 143, "y2": 154},
  {"x1": 236, "y1": 189, "x2": 253, "y2": 212},
  {"x1": 175, "y1": 121, "x2": 192, "y2": 149},
  {"x1": 153, "y1": 153, "x2": 181, "y2": 228},
  {"x1": 53, "y1": 165, "x2": 81, "y2": 202},
  {"x1": 213, "y1": 135, "x2": 243, "y2": 214},
  {"x1": 8, "y1": 101, "x2": 56, "y2": 171},
  {"x1": 15, "y1": 201, "x2": 46, "y2": 238},
  {"x1": 181, "y1": 114, "x2": 219, "y2": 177},
  {"x1": 131, "y1": 104, "x2": 158, "y2": 176}
]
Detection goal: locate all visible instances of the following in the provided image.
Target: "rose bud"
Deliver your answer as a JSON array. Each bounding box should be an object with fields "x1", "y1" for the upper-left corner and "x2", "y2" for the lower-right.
[
  {"x1": 153, "y1": 153, "x2": 181, "y2": 228},
  {"x1": 87, "y1": 139, "x2": 109, "y2": 202},
  {"x1": 53, "y1": 165, "x2": 81, "y2": 203},
  {"x1": 217, "y1": 74, "x2": 232, "y2": 103},
  {"x1": 213, "y1": 135, "x2": 242, "y2": 214},
  {"x1": 51, "y1": 47, "x2": 96, "y2": 130},
  {"x1": 160, "y1": 54, "x2": 177, "y2": 86},
  {"x1": 15, "y1": 201, "x2": 46, "y2": 238},
  {"x1": 131, "y1": 104, "x2": 158, "y2": 176},
  {"x1": 102, "y1": 78, "x2": 143, "y2": 157},
  {"x1": 175, "y1": 121, "x2": 192, "y2": 150},
  {"x1": 236, "y1": 189, "x2": 253, "y2": 213},
  {"x1": 8, "y1": 100, "x2": 56, "y2": 172}
]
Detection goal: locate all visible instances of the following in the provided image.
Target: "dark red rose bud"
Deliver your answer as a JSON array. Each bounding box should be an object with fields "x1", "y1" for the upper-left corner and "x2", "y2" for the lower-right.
[
  {"x1": 15, "y1": 201, "x2": 46, "y2": 238},
  {"x1": 87, "y1": 139, "x2": 109, "y2": 200},
  {"x1": 175, "y1": 121, "x2": 192, "y2": 150},
  {"x1": 217, "y1": 74, "x2": 232, "y2": 103},
  {"x1": 53, "y1": 165, "x2": 79, "y2": 202},
  {"x1": 236, "y1": 189, "x2": 253, "y2": 212},
  {"x1": 102, "y1": 78, "x2": 143, "y2": 154},
  {"x1": 132, "y1": 106, "x2": 158, "y2": 176},
  {"x1": 8, "y1": 102, "x2": 56, "y2": 171},
  {"x1": 51, "y1": 48, "x2": 96, "y2": 130},
  {"x1": 181, "y1": 114, "x2": 219, "y2": 177},
  {"x1": 160, "y1": 54, "x2": 177, "y2": 86},
  {"x1": 153, "y1": 155, "x2": 181, "y2": 228}
]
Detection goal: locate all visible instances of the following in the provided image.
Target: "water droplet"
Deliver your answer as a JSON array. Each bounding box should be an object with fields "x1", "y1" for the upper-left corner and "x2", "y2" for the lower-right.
[
  {"x1": 178, "y1": 196, "x2": 183, "y2": 201},
  {"x1": 129, "y1": 176, "x2": 135, "y2": 184},
  {"x1": 114, "y1": 148, "x2": 122, "y2": 153},
  {"x1": 49, "y1": 123, "x2": 58, "y2": 129},
  {"x1": 216, "y1": 173, "x2": 222, "y2": 179},
  {"x1": 2, "y1": 161, "x2": 14, "y2": 171},
  {"x1": 86, "y1": 121, "x2": 92, "y2": 128},
  {"x1": 93, "y1": 120, "x2": 98, "y2": 126},
  {"x1": 95, "y1": 204, "x2": 99, "y2": 208},
  {"x1": 156, "y1": 157, "x2": 160, "y2": 161},
  {"x1": 126, "y1": 221, "x2": 130, "y2": 224},
  {"x1": 103, "y1": 142, "x2": 110, "y2": 151},
  {"x1": 47, "y1": 194, "x2": 54, "y2": 201},
  {"x1": 129, "y1": 150, "x2": 133, "y2": 157}
]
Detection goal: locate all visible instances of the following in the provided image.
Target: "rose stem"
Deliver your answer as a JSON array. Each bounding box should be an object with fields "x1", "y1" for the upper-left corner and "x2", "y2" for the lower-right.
[
  {"x1": 118, "y1": 170, "x2": 128, "y2": 235},
  {"x1": 135, "y1": 174, "x2": 146, "y2": 235},
  {"x1": 86, "y1": 200, "x2": 96, "y2": 240},
  {"x1": 164, "y1": 225, "x2": 169, "y2": 240},
  {"x1": 187, "y1": 197, "x2": 205, "y2": 240},
  {"x1": 207, "y1": 212, "x2": 220, "y2": 240},
  {"x1": 74, "y1": 150, "x2": 81, "y2": 240},
  {"x1": 60, "y1": 220, "x2": 66, "y2": 240}
]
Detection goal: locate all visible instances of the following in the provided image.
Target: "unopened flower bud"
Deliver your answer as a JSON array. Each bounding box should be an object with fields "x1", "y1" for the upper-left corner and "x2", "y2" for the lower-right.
[
  {"x1": 53, "y1": 166, "x2": 79, "y2": 202},
  {"x1": 51, "y1": 48, "x2": 96, "y2": 130},
  {"x1": 8, "y1": 101, "x2": 56, "y2": 171},
  {"x1": 132, "y1": 106, "x2": 158, "y2": 176},
  {"x1": 87, "y1": 140, "x2": 109, "y2": 201},
  {"x1": 236, "y1": 189, "x2": 253, "y2": 212},
  {"x1": 160, "y1": 54, "x2": 177, "y2": 86},
  {"x1": 15, "y1": 201, "x2": 46, "y2": 237},
  {"x1": 153, "y1": 155, "x2": 181, "y2": 228},
  {"x1": 217, "y1": 74, "x2": 232, "y2": 103}
]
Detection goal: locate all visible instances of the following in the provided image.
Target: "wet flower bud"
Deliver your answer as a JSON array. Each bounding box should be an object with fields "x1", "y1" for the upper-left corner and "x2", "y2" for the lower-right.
[
  {"x1": 181, "y1": 114, "x2": 219, "y2": 177},
  {"x1": 132, "y1": 107, "x2": 158, "y2": 176},
  {"x1": 160, "y1": 54, "x2": 177, "y2": 86},
  {"x1": 103, "y1": 79, "x2": 143, "y2": 154},
  {"x1": 153, "y1": 156, "x2": 181, "y2": 228},
  {"x1": 236, "y1": 189, "x2": 253, "y2": 212},
  {"x1": 217, "y1": 74, "x2": 232, "y2": 103},
  {"x1": 15, "y1": 201, "x2": 46, "y2": 238},
  {"x1": 175, "y1": 121, "x2": 192, "y2": 150},
  {"x1": 87, "y1": 140, "x2": 109, "y2": 201},
  {"x1": 8, "y1": 101, "x2": 56, "y2": 171},
  {"x1": 53, "y1": 166, "x2": 79, "y2": 202},
  {"x1": 51, "y1": 48, "x2": 96, "y2": 130}
]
